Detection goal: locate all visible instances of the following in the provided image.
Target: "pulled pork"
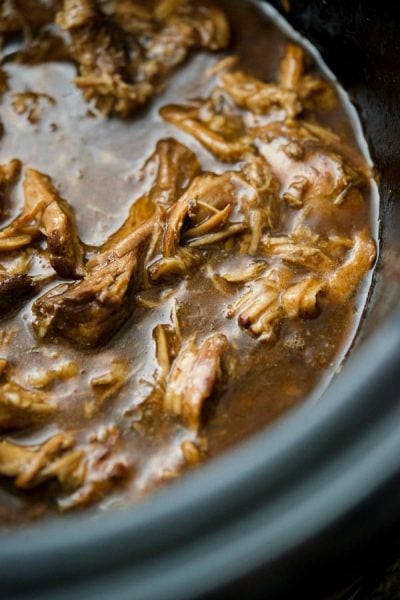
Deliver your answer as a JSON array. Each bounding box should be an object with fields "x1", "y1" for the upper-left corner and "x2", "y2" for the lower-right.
[
  {"x1": 0, "y1": 361, "x2": 55, "y2": 430},
  {"x1": 54, "y1": 0, "x2": 230, "y2": 116},
  {"x1": 160, "y1": 94, "x2": 250, "y2": 162},
  {"x1": 0, "y1": 427, "x2": 129, "y2": 509},
  {"x1": 33, "y1": 218, "x2": 153, "y2": 346},
  {"x1": 32, "y1": 137, "x2": 201, "y2": 346},
  {"x1": 0, "y1": 28, "x2": 377, "y2": 516},
  {"x1": 0, "y1": 168, "x2": 84, "y2": 278},
  {"x1": 222, "y1": 44, "x2": 336, "y2": 118},
  {"x1": 148, "y1": 155, "x2": 280, "y2": 280},
  {"x1": 228, "y1": 267, "x2": 325, "y2": 343},
  {"x1": 155, "y1": 331, "x2": 227, "y2": 431},
  {"x1": 0, "y1": 271, "x2": 37, "y2": 316},
  {"x1": 229, "y1": 227, "x2": 375, "y2": 343}
]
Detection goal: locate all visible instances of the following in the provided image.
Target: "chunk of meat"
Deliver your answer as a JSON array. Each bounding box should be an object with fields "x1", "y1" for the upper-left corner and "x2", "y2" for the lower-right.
[
  {"x1": 282, "y1": 277, "x2": 326, "y2": 319},
  {"x1": 0, "y1": 428, "x2": 130, "y2": 510},
  {"x1": 88, "y1": 359, "x2": 129, "y2": 411},
  {"x1": 94, "y1": 139, "x2": 198, "y2": 284},
  {"x1": 145, "y1": 2, "x2": 230, "y2": 64},
  {"x1": 221, "y1": 44, "x2": 335, "y2": 118},
  {"x1": 327, "y1": 229, "x2": 376, "y2": 303},
  {"x1": 32, "y1": 136, "x2": 201, "y2": 345},
  {"x1": 32, "y1": 218, "x2": 154, "y2": 346},
  {"x1": 222, "y1": 70, "x2": 302, "y2": 118},
  {"x1": 144, "y1": 138, "x2": 201, "y2": 208},
  {"x1": 0, "y1": 362, "x2": 55, "y2": 430},
  {"x1": 230, "y1": 227, "x2": 375, "y2": 342},
  {"x1": 0, "y1": 272, "x2": 37, "y2": 316},
  {"x1": 152, "y1": 158, "x2": 280, "y2": 276},
  {"x1": 240, "y1": 154, "x2": 281, "y2": 251},
  {"x1": 57, "y1": 1, "x2": 150, "y2": 117},
  {"x1": 0, "y1": 168, "x2": 85, "y2": 278},
  {"x1": 138, "y1": 141, "x2": 202, "y2": 280},
  {"x1": 59, "y1": 426, "x2": 130, "y2": 510},
  {"x1": 263, "y1": 227, "x2": 353, "y2": 272},
  {"x1": 255, "y1": 120, "x2": 368, "y2": 229},
  {"x1": 56, "y1": 0, "x2": 229, "y2": 116},
  {"x1": 0, "y1": 434, "x2": 78, "y2": 489},
  {"x1": 0, "y1": 159, "x2": 21, "y2": 220},
  {"x1": 148, "y1": 171, "x2": 243, "y2": 280},
  {"x1": 279, "y1": 44, "x2": 336, "y2": 112},
  {"x1": 164, "y1": 332, "x2": 227, "y2": 431},
  {"x1": 23, "y1": 169, "x2": 85, "y2": 278},
  {"x1": 160, "y1": 101, "x2": 251, "y2": 162},
  {"x1": 163, "y1": 172, "x2": 243, "y2": 256},
  {"x1": 228, "y1": 267, "x2": 325, "y2": 342}
]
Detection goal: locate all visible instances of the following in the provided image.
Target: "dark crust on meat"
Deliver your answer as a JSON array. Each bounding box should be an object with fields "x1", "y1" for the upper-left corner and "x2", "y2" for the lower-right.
[{"x1": 0, "y1": 273, "x2": 37, "y2": 316}]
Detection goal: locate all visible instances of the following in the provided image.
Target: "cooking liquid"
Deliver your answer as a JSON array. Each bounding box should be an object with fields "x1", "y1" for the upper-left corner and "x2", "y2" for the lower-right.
[{"x1": 0, "y1": 0, "x2": 378, "y2": 526}]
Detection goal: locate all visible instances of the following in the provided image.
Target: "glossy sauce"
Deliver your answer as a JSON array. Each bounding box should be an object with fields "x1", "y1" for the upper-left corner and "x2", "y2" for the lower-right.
[{"x1": 0, "y1": 0, "x2": 378, "y2": 526}]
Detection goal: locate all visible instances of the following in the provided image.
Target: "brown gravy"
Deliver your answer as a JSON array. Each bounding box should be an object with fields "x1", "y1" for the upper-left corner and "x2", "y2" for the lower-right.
[{"x1": 0, "y1": 0, "x2": 378, "y2": 527}]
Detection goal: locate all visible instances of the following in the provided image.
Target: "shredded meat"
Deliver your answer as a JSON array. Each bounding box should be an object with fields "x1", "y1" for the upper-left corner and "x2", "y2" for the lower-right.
[
  {"x1": 222, "y1": 44, "x2": 335, "y2": 118},
  {"x1": 262, "y1": 226, "x2": 352, "y2": 272},
  {"x1": 164, "y1": 172, "x2": 246, "y2": 252},
  {"x1": 0, "y1": 272, "x2": 37, "y2": 316},
  {"x1": 159, "y1": 44, "x2": 336, "y2": 162},
  {"x1": 228, "y1": 267, "x2": 325, "y2": 342},
  {"x1": 55, "y1": 0, "x2": 229, "y2": 116},
  {"x1": 149, "y1": 156, "x2": 280, "y2": 279},
  {"x1": 59, "y1": 426, "x2": 130, "y2": 510},
  {"x1": 0, "y1": 428, "x2": 129, "y2": 509},
  {"x1": 230, "y1": 227, "x2": 375, "y2": 343},
  {"x1": 227, "y1": 268, "x2": 325, "y2": 342},
  {"x1": 153, "y1": 323, "x2": 180, "y2": 379},
  {"x1": 0, "y1": 435, "x2": 78, "y2": 489},
  {"x1": 86, "y1": 359, "x2": 129, "y2": 416},
  {"x1": 0, "y1": 17, "x2": 377, "y2": 519},
  {"x1": 23, "y1": 169, "x2": 85, "y2": 278},
  {"x1": 28, "y1": 361, "x2": 78, "y2": 389},
  {"x1": 33, "y1": 218, "x2": 153, "y2": 346},
  {"x1": 218, "y1": 261, "x2": 267, "y2": 284},
  {"x1": 0, "y1": 168, "x2": 85, "y2": 278},
  {"x1": 144, "y1": 138, "x2": 201, "y2": 208},
  {"x1": 31, "y1": 136, "x2": 201, "y2": 346},
  {"x1": 327, "y1": 229, "x2": 376, "y2": 303},
  {"x1": 0, "y1": 362, "x2": 54, "y2": 430},
  {"x1": 163, "y1": 332, "x2": 227, "y2": 431},
  {"x1": 254, "y1": 120, "x2": 366, "y2": 217},
  {"x1": 222, "y1": 70, "x2": 302, "y2": 118},
  {"x1": 160, "y1": 99, "x2": 251, "y2": 162}
]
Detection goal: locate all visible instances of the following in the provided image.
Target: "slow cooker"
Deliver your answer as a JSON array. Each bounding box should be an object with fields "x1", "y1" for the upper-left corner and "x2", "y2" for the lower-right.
[{"x1": 1, "y1": 1, "x2": 400, "y2": 597}]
